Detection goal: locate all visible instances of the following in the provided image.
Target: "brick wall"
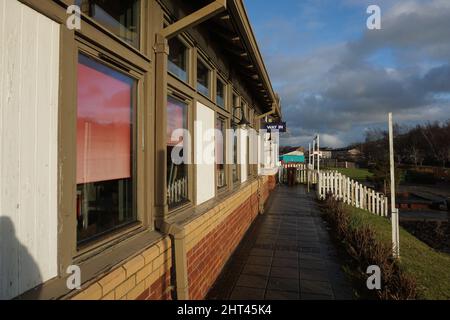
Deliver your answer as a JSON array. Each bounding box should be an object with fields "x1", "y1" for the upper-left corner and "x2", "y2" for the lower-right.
[
  {"x1": 185, "y1": 177, "x2": 270, "y2": 300},
  {"x1": 69, "y1": 175, "x2": 274, "y2": 301},
  {"x1": 71, "y1": 238, "x2": 172, "y2": 300}
]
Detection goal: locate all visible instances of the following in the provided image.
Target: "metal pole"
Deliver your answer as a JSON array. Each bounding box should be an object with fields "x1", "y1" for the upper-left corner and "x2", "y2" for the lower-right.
[
  {"x1": 312, "y1": 140, "x2": 316, "y2": 171},
  {"x1": 317, "y1": 135, "x2": 320, "y2": 175},
  {"x1": 308, "y1": 143, "x2": 311, "y2": 192},
  {"x1": 389, "y1": 113, "x2": 400, "y2": 259}
]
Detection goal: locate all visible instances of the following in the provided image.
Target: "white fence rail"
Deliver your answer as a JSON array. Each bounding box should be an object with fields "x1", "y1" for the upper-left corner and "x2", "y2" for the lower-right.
[
  {"x1": 316, "y1": 170, "x2": 388, "y2": 217},
  {"x1": 168, "y1": 177, "x2": 188, "y2": 206},
  {"x1": 279, "y1": 164, "x2": 388, "y2": 217}
]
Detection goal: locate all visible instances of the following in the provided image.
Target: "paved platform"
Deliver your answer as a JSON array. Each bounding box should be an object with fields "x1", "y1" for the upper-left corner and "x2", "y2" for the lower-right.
[{"x1": 207, "y1": 185, "x2": 354, "y2": 300}]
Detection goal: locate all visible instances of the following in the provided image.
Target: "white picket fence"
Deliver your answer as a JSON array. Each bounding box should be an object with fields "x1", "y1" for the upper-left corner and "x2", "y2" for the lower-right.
[
  {"x1": 168, "y1": 177, "x2": 188, "y2": 206},
  {"x1": 316, "y1": 170, "x2": 389, "y2": 217},
  {"x1": 279, "y1": 164, "x2": 388, "y2": 217},
  {"x1": 280, "y1": 163, "x2": 317, "y2": 184}
]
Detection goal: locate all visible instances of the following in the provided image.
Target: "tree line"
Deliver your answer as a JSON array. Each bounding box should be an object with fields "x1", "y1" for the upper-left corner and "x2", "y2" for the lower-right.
[{"x1": 360, "y1": 120, "x2": 450, "y2": 168}]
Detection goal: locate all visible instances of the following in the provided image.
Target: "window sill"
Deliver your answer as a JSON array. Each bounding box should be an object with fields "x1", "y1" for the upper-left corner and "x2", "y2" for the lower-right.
[
  {"x1": 163, "y1": 178, "x2": 258, "y2": 229},
  {"x1": 17, "y1": 229, "x2": 165, "y2": 300}
]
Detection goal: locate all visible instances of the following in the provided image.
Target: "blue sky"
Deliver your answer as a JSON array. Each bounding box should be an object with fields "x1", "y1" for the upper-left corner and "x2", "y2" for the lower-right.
[{"x1": 244, "y1": 0, "x2": 450, "y2": 147}]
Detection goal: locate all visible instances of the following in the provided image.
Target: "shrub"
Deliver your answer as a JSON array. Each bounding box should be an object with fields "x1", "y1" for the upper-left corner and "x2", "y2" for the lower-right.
[{"x1": 323, "y1": 196, "x2": 417, "y2": 300}]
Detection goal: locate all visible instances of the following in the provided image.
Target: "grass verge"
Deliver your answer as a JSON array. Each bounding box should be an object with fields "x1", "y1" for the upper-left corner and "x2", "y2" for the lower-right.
[
  {"x1": 346, "y1": 205, "x2": 450, "y2": 300},
  {"x1": 335, "y1": 168, "x2": 373, "y2": 182}
]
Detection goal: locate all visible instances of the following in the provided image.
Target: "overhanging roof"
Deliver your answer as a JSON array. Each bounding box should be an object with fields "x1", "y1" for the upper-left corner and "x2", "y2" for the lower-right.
[{"x1": 209, "y1": 0, "x2": 282, "y2": 118}]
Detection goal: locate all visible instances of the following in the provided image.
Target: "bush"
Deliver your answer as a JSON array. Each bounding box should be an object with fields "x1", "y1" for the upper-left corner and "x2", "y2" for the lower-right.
[{"x1": 323, "y1": 195, "x2": 417, "y2": 300}]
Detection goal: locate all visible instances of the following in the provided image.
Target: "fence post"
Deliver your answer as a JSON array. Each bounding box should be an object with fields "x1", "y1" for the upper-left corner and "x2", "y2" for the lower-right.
[
  {"x1": 376, "y1": 193, "x2": 380, "y2": 215},
  {"x1": 372, "y1": 190, "x2": 375, "y2": 214},
  {"x1": 317, "y1": 171, "x2": 321, "y2": 199}
]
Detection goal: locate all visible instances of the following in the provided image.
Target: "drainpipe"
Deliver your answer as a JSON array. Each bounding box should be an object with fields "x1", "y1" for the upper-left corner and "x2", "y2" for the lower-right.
[{"x1": 154, "y1": 0, "x2": 227, "y2": 300}]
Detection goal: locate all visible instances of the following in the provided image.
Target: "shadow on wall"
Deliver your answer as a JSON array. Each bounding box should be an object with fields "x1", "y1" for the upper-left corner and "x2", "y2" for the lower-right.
[{"x1": 0, "y1": 217, "x2": 42, "y2": 300}]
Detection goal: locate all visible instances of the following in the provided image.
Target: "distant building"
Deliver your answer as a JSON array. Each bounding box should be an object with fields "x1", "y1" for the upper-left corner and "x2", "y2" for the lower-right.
[
  {"x1": 280, "y1": 150, "x2": 305, "y2": 163},
  {"x1": 332, "y1": 147, "x2": 362, "y2": 161}
]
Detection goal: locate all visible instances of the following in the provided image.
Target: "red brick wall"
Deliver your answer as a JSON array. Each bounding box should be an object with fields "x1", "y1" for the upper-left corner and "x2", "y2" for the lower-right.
[
  {"x1": 268, "y1": 175, "x2": 277, "y2": 191},
  {"x1": 186, "y1": 191, "x2": 261, "y2": 300},
  {"x1": 137, "y1": 272, "x2": 171, "y2": 300}
]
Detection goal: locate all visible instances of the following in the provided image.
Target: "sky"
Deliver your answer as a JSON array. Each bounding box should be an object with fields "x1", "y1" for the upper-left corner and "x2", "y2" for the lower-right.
[{"x1": 244, "y1": 0, "x2": 450, "y2": 148}]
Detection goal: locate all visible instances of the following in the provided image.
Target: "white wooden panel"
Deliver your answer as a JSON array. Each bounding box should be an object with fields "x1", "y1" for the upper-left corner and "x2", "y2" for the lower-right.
[
  {"x1": 240, "y1": 129, "x2": 247, "y2": 183},
  {"x1": 0, "y1": 0, "x2": 59, "y2": 300},
  {"x1": 195, "y1": 102, "x2": 215, "y2": 205},
  {"x1": 257, "y1": 134, "x2": 261, "y2": 175}
]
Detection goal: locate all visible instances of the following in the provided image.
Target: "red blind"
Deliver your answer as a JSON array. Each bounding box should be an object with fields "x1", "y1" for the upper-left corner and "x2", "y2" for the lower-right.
[
  {"x1": 167, "y1": 97, "x2": 186, "y2": 146},
  {"x1": 76, "y1": 59, "x2": 133, "y2": 184}
]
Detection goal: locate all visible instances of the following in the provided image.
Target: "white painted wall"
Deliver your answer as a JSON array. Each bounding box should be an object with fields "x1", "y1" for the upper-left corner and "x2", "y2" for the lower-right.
[
  {"x1": 257, "y1": 134, "x2": 261, "y2": 175},
  {"x1": 239, "y1": 129, "x2": 248, "y2": 183},
  {"x1": 195, "y1": 102, "x2": 215, "y2": 205},
  {"x1": 0, "y1": 0, "x2": 59, "y2": 299}
]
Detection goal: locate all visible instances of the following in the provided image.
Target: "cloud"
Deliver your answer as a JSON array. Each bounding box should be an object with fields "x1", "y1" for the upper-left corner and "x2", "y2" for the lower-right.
[{"x1": 256, "y1": 0, "x2": 450, "y2": 147}]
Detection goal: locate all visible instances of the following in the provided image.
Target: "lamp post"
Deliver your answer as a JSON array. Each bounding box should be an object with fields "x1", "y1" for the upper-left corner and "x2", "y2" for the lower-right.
[{"x1": 389, "y1": 113, "x2": 400, "y2": 259}]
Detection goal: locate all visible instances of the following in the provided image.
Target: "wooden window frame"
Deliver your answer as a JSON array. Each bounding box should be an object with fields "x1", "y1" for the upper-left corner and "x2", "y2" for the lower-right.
[
  {"x1": 215, "y1": 75, "x2": 227, "y2": 110},
  {"x1": 166, "y1": 88, "x2": 195, "y2": 214},
  {"x1": 215, "y1": 115, "x2": 229, "y2": 194},
  {"x1": 196, "y1": 54, "x2": 212, "y2": 99},
  {"x1": 167, "y1": 35, "x2": 192, "y2": 85},
  {"x1": 231, "y1": 91, "x2": 242, "y2": 188},
  {"x1": 72, "y1": 40, "x2": 148, "y2": 256}
]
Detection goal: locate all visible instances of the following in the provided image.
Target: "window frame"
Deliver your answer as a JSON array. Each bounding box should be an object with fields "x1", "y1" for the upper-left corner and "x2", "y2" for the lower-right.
[
  {"x1": 196, "y1": 55, "x2": 212, "y2": 99},
  {"x1": 166, "y1": 90, "x2": 195, "y2": 213},
  {"x1": 231, "y1": 91, "x2": 242, "y2": 188},
  {"x1": 75, "y1": 52, "x2": 139, "y2": 247},
  {"x1": 71, "y1": 0, "x2": 147, "y2": 57},
  {"x1": 216, "y1": 75, "x2": 227, "y2": 110},
  {"x1": 167, "y1": 35, "x2": 191, "y2": 84},
  {"x1": 215, "y1": 115, "x2": 229, "y2": 193},
  {"x1": 70, "y1": 39, "x2": 148, "y2": 258}
]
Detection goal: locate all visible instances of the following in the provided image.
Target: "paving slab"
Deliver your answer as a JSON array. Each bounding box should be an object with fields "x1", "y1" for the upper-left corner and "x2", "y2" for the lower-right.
[{"x1": 206, "y1": 185, "x2": 354, "y2": 300}]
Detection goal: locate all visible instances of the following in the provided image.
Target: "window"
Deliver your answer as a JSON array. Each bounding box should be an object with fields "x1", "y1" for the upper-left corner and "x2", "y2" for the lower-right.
[
  {"x1": 216, "y1": 117, "x2": 227, "y2": 189},
  {"x1": 76, "y1": 54, "x2": 137, "y2": 245},
  {"x1": 76, "y1": 0, "x2": 141, "y2": 48},
  {"x1": 168, "y1": 37, "x2": 188, "y2": 82},
  {"x1": 216, "y1": 78, "x2": 226, "y2": 109},
  {"x1": 197, "y1": 59, "x2": 210, "y2": 97},
  {"x1": 167, "y1": 96, "x2": 189, "y2": 209}
]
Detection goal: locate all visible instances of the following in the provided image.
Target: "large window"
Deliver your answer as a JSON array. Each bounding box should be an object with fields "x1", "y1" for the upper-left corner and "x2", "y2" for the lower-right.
[
  {"x1": 216, "y1": 117, "x2": 227, "y2": 189},
  {"x1": 167, "y1": 96, "x2": 189, "y2": 209},
  {"x1": 168, "y1": 37, "x2": 188, "y2": 82},
  {"x1": 216, "y1": 78, "x2": 226, "y2": 109},
  {"x1": 76, "y1": 54, "x2": 137, "y2": 245},
  {"x1": 197, "y1": 59, "x2": 210, "y2": 97},
  {"x1": 76, "y1": 0, "x2": 141, "y2": 48}
]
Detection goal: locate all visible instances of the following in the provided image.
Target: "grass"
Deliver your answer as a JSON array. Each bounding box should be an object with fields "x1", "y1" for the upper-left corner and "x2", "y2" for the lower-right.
[
  {"x1": 346, "y1": 204, "x2": 450, "y2": 300},
  {"x1": 333, "y1": 168, "x2": 374, "y2": 182}
]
